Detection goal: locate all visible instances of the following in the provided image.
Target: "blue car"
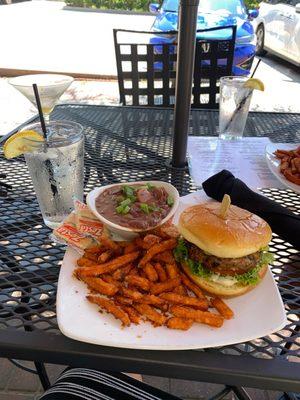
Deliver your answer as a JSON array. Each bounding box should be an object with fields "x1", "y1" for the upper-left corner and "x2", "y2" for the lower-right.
[{"x1": 149, "y1": 0, "x2": 258, "y2": 75}]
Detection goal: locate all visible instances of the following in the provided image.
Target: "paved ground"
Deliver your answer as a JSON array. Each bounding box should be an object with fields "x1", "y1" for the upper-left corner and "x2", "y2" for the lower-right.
[{"x1": 0, "y1": 1, "x2": 155, "y2": 76}]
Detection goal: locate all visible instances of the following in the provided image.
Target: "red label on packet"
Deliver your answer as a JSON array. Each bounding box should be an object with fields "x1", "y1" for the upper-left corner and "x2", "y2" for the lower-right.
[
  {"x1": 74, "y1": 199, "x2": 103, "y2": 239},
  {"x1": 53, "y1": 213, "x2": 96, "y2": 250}
]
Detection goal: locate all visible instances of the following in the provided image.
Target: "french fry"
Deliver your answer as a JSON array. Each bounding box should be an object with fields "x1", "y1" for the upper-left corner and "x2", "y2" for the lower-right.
[
  {"x1": 134, "y1": 237, "x2": 144, "y2": 248},
  {"x1": 128, "y1": 267, "x2": 140, "y2": 276},
  {"x1": 180, "y1": 273, "x2": 206, "y2": 299},
  {"x1": 150, "y1": 277, "x2": 181, "y2": 295},
  {"x1": 166, "y1": 263, "x2": 179, "y2": 279},
  {"x1": 112, "y1": 264, "x2": 133, "y2": 281},
  {"x1": 134, "y1": 304, "x2": 166, "y2": 326},
  {"x1": 102, "y1": 275, "x2": 121, "y2": 288},
  {"x1": 135, "y1": 294, "x2": 165, "y2": 307},
  {"x1": 76, "y1": 252, "x2": 140, "y2": 277},
  {"x1": 153, "y1": 250, "x2": 175, "y2": 264},
  {"x1": 139, "y1": 239, "x2": 177, "y2": 266},
  {"x1": 85, "y1": 245, "x2": 103, "y2": 254},
  {"x1": 125, "y1": 275, "x2": 151, "y2": 292},
  {"x1": 87, "y1": 295, "x2": 130, "y2": 326},
  {"x1": 167, "y1": 317, "x2": 193, "y2": 330},
  {"x1": 171, "y1": 305, "x2": 224, "y2": 328},
  {"x1": 174, "y1": 285, "x2": 188, "y2": 296},
  {"x1": 84, "y1": 252, "x2": 100, "y2": 262},
  {"x1": 98, "y1": 250, "x2": 113, "y2": 263},
  {"x1": 211, "y1": 297, "x2": 234, "y2": 320},
  {"x1": 153, "y1": 262, "x2": 167, "y2": 282},
  {"x1": 144, "y1": 263, "x2": 159, "y2": 282},
  {"x1": 122, "y1": 287, "x2": 143, "y2": 301},
  {"x1": 121, "y1": 305, "x2": 141, "y2": 324},
  {"x1": 124, "y1": 242, "x2": 138, "y2": 254},
  {"x1": 160, "y1": 293, "x2": 208, "y2": 310},
  {"x1": 80, "y1": 276, "x2": 119, "y2": 296},
  {"x1": 77, "y1": 257, "x2": 97, "y2": 268},
  {"x1": 99, "y1": 233, "x2": 120, "y2": 252},
  {"x1": 142, "y1": 234, "x2": 161, "y2": 249},
  {"x1": 114, "y1": 295, "x2": 133, "y2": 305},
  {"x1": 160, "y1": 225, "x2": 180, "y2": 238}
]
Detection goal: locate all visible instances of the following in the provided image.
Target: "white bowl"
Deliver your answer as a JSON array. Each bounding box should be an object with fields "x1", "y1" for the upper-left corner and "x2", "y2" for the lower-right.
[{"x1": 86, "y1": 181, "x2": 180, "y2": 241}]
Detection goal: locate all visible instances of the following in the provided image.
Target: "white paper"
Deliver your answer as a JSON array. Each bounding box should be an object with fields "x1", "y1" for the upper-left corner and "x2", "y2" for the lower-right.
[{"x1": 187, "y1": 136, "x2": 284, "y2": 189}]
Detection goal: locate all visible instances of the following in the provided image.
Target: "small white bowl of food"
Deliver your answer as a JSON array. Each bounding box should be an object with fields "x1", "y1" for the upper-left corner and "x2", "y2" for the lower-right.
[{"x1": 86, "y1": 181, "x2": 179, "y2": 241}]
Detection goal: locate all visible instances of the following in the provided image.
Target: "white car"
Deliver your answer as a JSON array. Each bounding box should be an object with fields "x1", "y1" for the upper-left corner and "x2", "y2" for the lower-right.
[{"x1": 255, "y1": 0, "x2": 300, "y2": 66}]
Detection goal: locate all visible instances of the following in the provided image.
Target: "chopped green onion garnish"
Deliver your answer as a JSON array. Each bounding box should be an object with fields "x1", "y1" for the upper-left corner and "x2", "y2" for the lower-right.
[
  {"x1": 140, "y1": 203, "x2": 150, "y2": 214},
  {"x1": 116, "y1": 205, "x2": 124, "y2": 214},
  {"x1": 148, "y1": 205, "x2": 158, "y2": 212},
  {"x1": 116, "y1": 204, "x2": 131, "y2": 214},
  {"x1": 123, "y1": 205, "x2": 130, "y2": 214},
  {"x1": 116, "y1": 195, "x2": 125, "y2": 203},
  {"x1": 128, "y1": 195, "x2": 137, "y2": 203},
  {"x1": 167, "y1": 195, "x2": 174, "y2": 206},
  {"x1": 146, "y1": 182, "x2": 154, "y2": 190},
  {"x1": 123, "y1": 185, "x2": 135, "y2": 198},
  {"x1": 120, "y1": 198, "x2": 132, "y2": 207}
]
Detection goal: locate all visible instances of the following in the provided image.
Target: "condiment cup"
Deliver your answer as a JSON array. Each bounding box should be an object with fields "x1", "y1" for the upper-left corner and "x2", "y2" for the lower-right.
[{"x1": 86, "y1": 181, "x2": 179, "y2": 241}]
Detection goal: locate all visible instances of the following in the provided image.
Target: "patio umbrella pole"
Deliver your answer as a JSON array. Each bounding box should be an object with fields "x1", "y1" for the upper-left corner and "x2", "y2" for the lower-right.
[{"x1": 172, "y1": 0, "x2": 199, "y2": 168}]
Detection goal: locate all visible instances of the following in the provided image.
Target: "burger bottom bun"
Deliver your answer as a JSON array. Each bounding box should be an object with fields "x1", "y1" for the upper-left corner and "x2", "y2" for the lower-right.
[{"x1": 181, "y1": 263, "x2": 268, "y2": 298}]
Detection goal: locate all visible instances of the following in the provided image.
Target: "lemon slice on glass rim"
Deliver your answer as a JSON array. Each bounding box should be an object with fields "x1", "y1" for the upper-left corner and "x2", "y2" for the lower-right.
[
  {"x1": 3, "y1": 130, "x2": 45, "y2": 159},
  {"x1": 243, "y1": 78, "x2": 265, "y2": 91}
]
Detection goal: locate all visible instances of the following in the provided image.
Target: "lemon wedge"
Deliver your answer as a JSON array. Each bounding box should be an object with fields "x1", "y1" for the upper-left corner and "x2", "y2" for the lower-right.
[
  {"x1": 3, "y1": 130, "x2": 44, "y2": 159},
  {"x1": 243, "y1": 78, "x2": 264, "y2": 91}
]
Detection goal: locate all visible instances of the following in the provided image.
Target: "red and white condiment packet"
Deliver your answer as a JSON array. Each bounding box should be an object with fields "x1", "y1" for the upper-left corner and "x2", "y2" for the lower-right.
[
  {"x1": 53, "y1": 212, "x2": 97, "y2": 251},
  {"x1": 74, "y1": 200, "x2": 103, "y2": 239}
]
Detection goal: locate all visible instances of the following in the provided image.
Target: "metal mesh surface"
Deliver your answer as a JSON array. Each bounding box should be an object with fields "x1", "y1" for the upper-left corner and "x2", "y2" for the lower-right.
[{"x1": 0, "y1": 105, "x2": 299, "y2": 361}]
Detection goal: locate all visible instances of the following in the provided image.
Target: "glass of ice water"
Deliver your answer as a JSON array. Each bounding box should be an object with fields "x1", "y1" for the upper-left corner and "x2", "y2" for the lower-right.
[
  {"x1": 219, "y1": 76, "x2": 252, "y2": 140},
  {"x1": 22, "y1": 121, "x2": 84, "y2": 229}
]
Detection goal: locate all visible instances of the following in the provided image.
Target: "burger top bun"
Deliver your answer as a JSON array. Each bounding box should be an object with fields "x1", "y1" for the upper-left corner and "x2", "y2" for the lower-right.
[{"x1": 178, "y1": 202, "x2": 272, "y2": 259}]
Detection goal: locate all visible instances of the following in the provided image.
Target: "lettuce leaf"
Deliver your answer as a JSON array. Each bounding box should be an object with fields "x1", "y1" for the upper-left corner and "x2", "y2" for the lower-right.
[{"x1": 173, "y1": 239, "x2": 274, "y2": 287}]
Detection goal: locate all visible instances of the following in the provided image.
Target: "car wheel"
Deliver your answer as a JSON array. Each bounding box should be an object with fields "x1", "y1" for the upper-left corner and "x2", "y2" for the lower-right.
[{"x1": 256, "y1": 25, "x2": 267, "y2": 56}]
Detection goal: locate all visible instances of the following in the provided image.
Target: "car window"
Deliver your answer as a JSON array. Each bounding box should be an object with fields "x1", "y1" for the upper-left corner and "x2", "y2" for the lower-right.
[{"x1": 162, "y1": 0, "x2": 247, "y2": 17}]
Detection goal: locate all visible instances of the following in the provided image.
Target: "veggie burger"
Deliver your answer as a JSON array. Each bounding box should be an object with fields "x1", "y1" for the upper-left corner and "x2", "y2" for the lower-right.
[{"x1": 174, "y1": 201, "x2": 274, "y2": 297}]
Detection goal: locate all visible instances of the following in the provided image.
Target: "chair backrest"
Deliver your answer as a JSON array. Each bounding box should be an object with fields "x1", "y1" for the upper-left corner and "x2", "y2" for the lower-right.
[
  {"x1": 193, "y1": 26, "x2": 237, "y2": 108},
  {"x1": 113, "y1": 26, "x2": 236, "y2": 109}
]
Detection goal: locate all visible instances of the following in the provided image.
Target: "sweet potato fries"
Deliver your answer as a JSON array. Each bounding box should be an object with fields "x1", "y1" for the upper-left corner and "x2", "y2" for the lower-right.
[
  {"x1": 274, "y1": 146, "x2": 300, "y2": 186},
  {"x1": 74, "y1": 230, "x2": 234, "y2": 330}
]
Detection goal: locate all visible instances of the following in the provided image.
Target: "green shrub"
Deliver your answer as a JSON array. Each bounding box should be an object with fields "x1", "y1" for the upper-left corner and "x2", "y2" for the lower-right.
[
  {"x1": 244, "y1": 0, "x2": 261, "y2": 9},
  {"x1": 65, "y1": 0, "x2": 151, "y2": 11},
  {"x1": 65, "y1": 0, "x2": 261, "y2": 12}
]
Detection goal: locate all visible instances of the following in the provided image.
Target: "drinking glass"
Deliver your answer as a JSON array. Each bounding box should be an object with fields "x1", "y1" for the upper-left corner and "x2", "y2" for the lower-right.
[
  {"x1": 9, "y1": 74, "x2": 74, "y2": 123},
  {"x1": 219, "y1": 76, "x2": 253, "y2": 140},
  {"x1": 22, "y1": 121, "x2": 84, "y2": 229}
]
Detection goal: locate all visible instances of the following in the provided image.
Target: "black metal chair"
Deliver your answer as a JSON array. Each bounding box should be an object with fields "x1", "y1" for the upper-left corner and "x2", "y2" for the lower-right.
[{"x1": 113, "y1": 26, "x2": 236, "y2": 109}]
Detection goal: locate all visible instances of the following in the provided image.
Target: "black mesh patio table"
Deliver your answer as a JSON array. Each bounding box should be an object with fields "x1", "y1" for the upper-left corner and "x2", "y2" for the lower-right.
[{"x1": 0, "y1": 105, "x2": 299, "y2": 396}]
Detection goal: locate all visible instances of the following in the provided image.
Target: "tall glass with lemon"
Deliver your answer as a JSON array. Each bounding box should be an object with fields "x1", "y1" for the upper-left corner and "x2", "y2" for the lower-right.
[
  {"x1": 219, "y1": 77, "x2": 264, "y2": 140},
  {"x1": 4, "y1": 121, "x2": 84, "y2": 229}
]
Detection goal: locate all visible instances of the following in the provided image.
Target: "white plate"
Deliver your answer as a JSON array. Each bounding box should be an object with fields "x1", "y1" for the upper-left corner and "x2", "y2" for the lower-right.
[
  {"x1": 266, "y1": 143, "x2": 300, "y2": 194},
  {"x1": 57, "y1": 192, "x2": 287, "y2": 350}
]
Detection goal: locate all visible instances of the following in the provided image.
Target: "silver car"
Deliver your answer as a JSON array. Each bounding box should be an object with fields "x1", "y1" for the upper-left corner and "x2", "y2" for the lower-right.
[{"x1": 255, "y1": 0, "x2": 300, "y2": 66}]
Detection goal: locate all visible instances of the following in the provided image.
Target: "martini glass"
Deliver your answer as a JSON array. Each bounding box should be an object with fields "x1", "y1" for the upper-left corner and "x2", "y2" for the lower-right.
[{"x1": 9, "y1": 74, "x2": 74, "y2": 122}]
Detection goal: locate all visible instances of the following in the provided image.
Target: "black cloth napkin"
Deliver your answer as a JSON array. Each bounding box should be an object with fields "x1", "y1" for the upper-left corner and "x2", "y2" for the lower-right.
[{"x1": 202, "y1": 170, "x2": 300, "y2": 250}]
